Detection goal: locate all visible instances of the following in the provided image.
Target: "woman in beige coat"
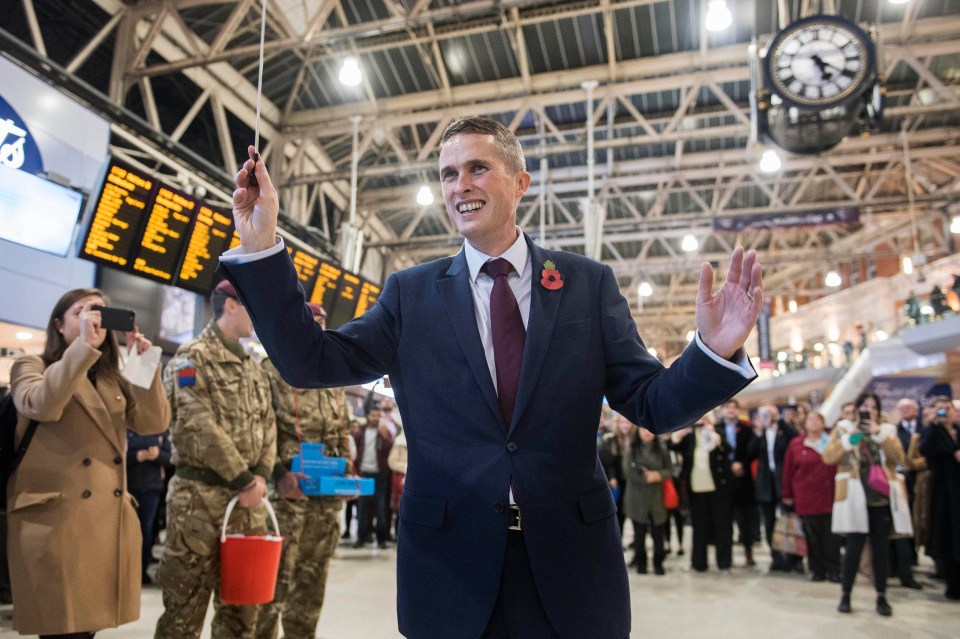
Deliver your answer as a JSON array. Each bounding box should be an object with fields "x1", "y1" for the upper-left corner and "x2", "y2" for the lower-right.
[
  {"x1": 7, "y1": 288, "x2": 169, "y2": 637},
  {"x1": 822, "y1": 391, "x2": 903, "y2": 618}
]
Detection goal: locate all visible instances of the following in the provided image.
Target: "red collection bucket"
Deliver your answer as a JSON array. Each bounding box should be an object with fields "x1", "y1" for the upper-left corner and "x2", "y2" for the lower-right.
[{"x1": 219, "y1": 496, "x2": 284, "y2": 605}]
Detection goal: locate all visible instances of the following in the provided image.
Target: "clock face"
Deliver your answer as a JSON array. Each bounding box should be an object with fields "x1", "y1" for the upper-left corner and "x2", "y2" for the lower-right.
[{"x1": 764, "y1": 15, "x2": 875, "y2": 109}]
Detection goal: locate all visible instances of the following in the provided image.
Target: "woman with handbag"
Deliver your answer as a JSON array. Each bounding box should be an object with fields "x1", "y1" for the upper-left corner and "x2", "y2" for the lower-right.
[
  {"x1": 622, "y1": 426, "x2": 673, "y2": 575},
  {"x1": 7, "y1": 288, "x2": 169, "y2": 637},
  {"x1": 781, "y1": 411, "x2": 841, "y2": 583},
  {"x1": 822, "y1": 392, "x2": 904, "y2": 617}
]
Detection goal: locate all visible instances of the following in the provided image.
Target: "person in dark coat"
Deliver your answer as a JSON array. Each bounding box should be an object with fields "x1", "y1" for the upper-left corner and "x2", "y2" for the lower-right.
[
  {"x1": 716, "y1": 399, "x2": 759, "y2": 566},
  {"x1": 674, "y1": 418, "x2": 734, "y2": 572},
  {"x1": 126, "y1": 429, "x2": 172, "y2": 584},
  {"x1": 920, "y1": 397, "x2": 960, "y2": 600},
  {"x1": 748, "y1": 404, "x2": 800, "y2": 572}
]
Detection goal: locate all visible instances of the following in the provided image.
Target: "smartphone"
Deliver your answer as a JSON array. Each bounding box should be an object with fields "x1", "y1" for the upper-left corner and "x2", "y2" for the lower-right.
[
  {"x1": 858, "y1": 409, "x2": 871, "y2": 424},
  {"x1": 91, "y1": 305, "x2": 135, "y2": 332}
]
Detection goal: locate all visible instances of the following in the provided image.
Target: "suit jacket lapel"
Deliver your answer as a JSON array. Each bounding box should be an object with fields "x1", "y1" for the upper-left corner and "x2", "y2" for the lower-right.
[
  {"x1": 438, "y1": 250, "x2": 502, "y2": 425},
  {"x1": 509, "y1": 238, "x2": 563, "y2": 435},
  {"x1": 74, "y1": 377, "x2": 124, "y2": 455}
]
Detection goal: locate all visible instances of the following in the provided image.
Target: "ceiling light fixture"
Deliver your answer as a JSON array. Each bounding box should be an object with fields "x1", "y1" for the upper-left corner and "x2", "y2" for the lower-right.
[
  {"x1": 901, "y1": 255, "x2": 913, "y2": 275},
  {"x1": 638, "y1": 281, "x2": 653, "y2": 297},
  {"x1": 759, "y1": 149, "x2": 782, "y2": 173},
  {"x1": 338, "y1": 57, "x2": 362, "y2": 87},
  {"x1": 705, "y1": 0, "x2": 733, "y2": 32},
  {"x1": 681, "y1": 234, "x2": 699, "y2": 252},
  {"x1": 416, "y1": 185, "x2": 434, "y2": 206},
  {"x1": 951, "y1": 215, "x2": 960, "y2": 234},
  {"x1": 888, "y1": 0, "x2": 911, "y2": 5},
  {"x1": 825, "y1": 271, "x2": 842, "y2": 287},
  {"x1": 15, "y1": 331, "x2": 33, "y2": 340},
  {"x1": 788, "y1": 299, "x2": 798, "y2": 313},
  {"x1": 686, "y1": 330, "x2": 695, "y2": 343}
]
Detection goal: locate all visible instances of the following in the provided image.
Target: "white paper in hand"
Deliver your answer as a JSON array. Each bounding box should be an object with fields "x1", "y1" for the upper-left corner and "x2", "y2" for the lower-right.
[{"x1": 122, "y1": 345, "x2": 162, "y2": 389}]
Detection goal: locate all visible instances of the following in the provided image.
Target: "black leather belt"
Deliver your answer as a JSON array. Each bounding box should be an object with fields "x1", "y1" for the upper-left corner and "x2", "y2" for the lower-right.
[{"x1": 508, "y1": 504, "x2": 522, "y2": 531}]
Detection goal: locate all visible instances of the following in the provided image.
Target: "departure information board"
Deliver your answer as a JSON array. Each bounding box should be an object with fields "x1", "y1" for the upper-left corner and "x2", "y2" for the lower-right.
[
  {"x1": 80, "y1": 158, "x2": 380, "y2": 302},
  {"x1": 130, "y1": 184, "x2": 198, "y2": 282},
  {"x1": 81, "y1": 161, "x2": 156, "y2": 268},
  {"x1": 288, "y1": 247, "x2": 321, "y2": 296},
  {"x1": 327, "y1": 272, "x2": 362, "y2": 329},
  {"x1": 354, "y1": 280, "x2": 382, "y2": 318},
  {"x1": 309, "y1": 260, "x2": 344, "y2": 312},
  {"x1": 176, "y1": 204, "x2": 234, "y2": 294}
]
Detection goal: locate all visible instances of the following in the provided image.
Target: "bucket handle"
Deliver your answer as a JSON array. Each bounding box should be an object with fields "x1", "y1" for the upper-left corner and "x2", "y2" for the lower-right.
[{"x1": 221, "y1": 496, "x2": 281, "y2": 543}]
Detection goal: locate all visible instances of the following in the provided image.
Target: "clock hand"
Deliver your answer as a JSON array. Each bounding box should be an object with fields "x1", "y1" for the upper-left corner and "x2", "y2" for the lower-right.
[{"x1": 810, "y1": 54, "x2": 834, "y2": 80}]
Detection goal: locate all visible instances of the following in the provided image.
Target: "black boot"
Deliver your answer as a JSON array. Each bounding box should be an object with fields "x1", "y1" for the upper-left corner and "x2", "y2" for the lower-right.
[
  {"x1": 837, "y1": 593, "x2": 852, "y2": 613},
  {"x1": 636, "y1": 554, "x2": 648, "y2": 574},
  {"x1": 654, "y1": 553, "x2": 666, "y2": 575},
  {"x1": 876, "y1": 595, "x2": 892, "y2": 617}
]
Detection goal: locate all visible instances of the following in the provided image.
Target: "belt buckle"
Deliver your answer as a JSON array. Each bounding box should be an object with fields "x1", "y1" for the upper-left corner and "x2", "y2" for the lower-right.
[{"x1": 508, "y1": 504, "x2": 522, "y2": 531}]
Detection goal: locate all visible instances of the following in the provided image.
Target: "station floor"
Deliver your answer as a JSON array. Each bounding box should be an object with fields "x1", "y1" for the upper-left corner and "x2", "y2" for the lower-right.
[{"x1": 2, "y1": 526, "x2": 957, "y2": 638}]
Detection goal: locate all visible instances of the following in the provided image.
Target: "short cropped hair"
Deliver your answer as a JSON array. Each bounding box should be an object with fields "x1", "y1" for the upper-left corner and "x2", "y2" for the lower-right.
[{"x1": 439, "y1": 117, "x2": 526, "y2": 173}]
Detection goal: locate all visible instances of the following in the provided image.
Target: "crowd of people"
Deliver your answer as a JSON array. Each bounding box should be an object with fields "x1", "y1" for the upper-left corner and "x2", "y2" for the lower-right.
[{"x1": 597, "y1": 394, "x2": 960, "y2": 616}]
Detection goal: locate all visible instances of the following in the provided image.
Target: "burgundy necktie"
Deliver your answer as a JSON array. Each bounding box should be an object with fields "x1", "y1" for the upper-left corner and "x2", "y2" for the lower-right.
[{"x1": 482, "y1": 258, "x2": 526, "y2": 426}]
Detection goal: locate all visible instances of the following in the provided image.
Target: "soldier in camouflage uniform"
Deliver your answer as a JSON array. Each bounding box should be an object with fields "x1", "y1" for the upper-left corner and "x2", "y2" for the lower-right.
[
  {"x1": 255, "y1": 302, "x2": 353, "y2": 639},
  {"x1": 155, "y1": 280, "x2": 277, "y2": 639}
]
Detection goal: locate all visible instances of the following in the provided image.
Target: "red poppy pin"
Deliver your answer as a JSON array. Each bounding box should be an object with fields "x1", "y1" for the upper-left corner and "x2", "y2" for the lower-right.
[{"x1": 540, "y1": 260, "x2": 564, "y2": 290}]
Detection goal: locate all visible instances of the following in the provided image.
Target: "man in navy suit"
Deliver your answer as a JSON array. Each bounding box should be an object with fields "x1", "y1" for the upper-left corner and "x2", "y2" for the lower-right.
[{"x1": 219, "y1": 117, "x2": 763, "y2": 639}]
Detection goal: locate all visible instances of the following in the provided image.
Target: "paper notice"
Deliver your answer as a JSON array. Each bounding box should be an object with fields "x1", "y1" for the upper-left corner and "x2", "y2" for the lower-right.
[{"x1": 122, "y1": 345, "x2": 162, "y2": 389}]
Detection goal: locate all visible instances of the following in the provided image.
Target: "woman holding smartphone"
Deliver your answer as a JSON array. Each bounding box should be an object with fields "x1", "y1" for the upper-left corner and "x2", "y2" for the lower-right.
[
  {"x1": 7, "y1": 288, "x2": 169, "y2": 638},
  {"x1": 823, "y1": 392, "x2": 904, "y2": 617}
]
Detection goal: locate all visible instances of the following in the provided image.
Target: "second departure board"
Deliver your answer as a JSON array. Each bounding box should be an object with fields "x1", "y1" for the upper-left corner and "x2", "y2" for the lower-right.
[
  {"x1": 80, "y1": 161, "x2": 157, "y2": 268},
  {"x1": 354, "y1": 280, "x2": 382, "y2": 318},
  {"x1": 327, "y1": 272, "x2": 362, "y2": 329},
  {"x1": 288, "y1": 247, "x2": 321, "y2": 296},
  {"x1": 130, "y1": 183, "x2": 198, "y2": 283},
  {"x1": 176, "y1": 204, "x2": 235, "y2": 295},
  {"x1": 309, "y1": 260, "x2": 344, "y2": 312}
]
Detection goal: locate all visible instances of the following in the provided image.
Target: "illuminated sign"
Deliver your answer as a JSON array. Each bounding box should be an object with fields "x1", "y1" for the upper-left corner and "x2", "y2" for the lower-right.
[
  {"x1": 130, "y1": 184, "x2": 198, "y2": 282},
  {"x1": 81, "y1": 161, "x2": 156, "y2": 268},
  {"x1": 177, "y1": 204, "x2": 235, "y2": 294},
  {"x1": 354, "y1": 280, "x2": 381, "y2": 318},
  {"x1": 328, "y1": 271, "x2": 361, "y2": 329},
  {"x1": 309, "y1": 260, "x2": 344, "y2": 312}
]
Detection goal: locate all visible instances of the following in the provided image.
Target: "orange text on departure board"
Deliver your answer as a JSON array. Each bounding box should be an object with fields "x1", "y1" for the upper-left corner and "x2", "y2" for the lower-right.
[
  {"x1": 83, "y1": 164, "x2": 153, "y2": 266},
  {"x1": 310, "y1": 261, "x2": 343, "y2": 308}
]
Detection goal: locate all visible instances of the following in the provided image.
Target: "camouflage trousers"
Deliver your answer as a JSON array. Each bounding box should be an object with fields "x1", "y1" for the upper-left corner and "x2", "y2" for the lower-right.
[
  {"x1": 154, "y1": 476, "x2": 268, "y2": 639},
  {"x1": 255, "y1": 495, "x2": 341, "y2": 639}
]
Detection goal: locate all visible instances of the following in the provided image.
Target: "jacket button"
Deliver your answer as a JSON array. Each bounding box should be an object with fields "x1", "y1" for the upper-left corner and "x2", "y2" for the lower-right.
[
  {"x1": 493, "y1": 501, "x2": 505, "y2": 513},
  {"x1": 81, "y1": 490, "x2": 92, "y2": 498},
  {"x1": 114, "y1": 489, "x2": 122, "y2": 497},
  {"x1": 506, "y1": 442, "x2": 518, "y2": 453},
  {"x1": 114, "y1": 456, "x2": 122, "y2": 465},
  {"x1": 82, "y1": 458, "x2": 91, "y2": 466}
]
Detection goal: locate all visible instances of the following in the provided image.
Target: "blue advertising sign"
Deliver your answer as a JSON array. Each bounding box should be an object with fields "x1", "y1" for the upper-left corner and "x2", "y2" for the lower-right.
[{"x1": 0, "y1": 95, "x2": 43, "y2": 174}]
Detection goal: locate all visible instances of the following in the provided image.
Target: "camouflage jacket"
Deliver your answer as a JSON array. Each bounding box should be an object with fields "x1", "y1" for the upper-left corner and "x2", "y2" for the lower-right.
[
  {"x1": 261, "y1": 357, "x2": 351, "y2": 479},
  {"x1": 164, "y1": 320, "x2": 276, "y2": 489}
]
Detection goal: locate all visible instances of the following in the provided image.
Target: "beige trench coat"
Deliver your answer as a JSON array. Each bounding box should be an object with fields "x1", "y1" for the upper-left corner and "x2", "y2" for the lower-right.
[{"x1": 7, "y1": 338, "x2": 170, "y2": 635}]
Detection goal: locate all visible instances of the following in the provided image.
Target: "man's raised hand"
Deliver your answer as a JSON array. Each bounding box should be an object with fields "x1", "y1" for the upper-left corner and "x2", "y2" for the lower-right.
[
  {"x1": 695, "y1": 246, "x2": 763, "y2": 360},
  {"x1": 233, "y1": 145, "x2": 280, "y2": 253}
]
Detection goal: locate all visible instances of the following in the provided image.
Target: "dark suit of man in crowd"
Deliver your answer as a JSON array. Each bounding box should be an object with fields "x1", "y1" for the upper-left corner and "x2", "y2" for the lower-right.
[
  {"x1": 219, "y1": 117, "x2": 763, "y2": 639},
  {"x1": 716, "y1": 399, "x2": 759, "y2": 566},
  {"x1": 749, "y1": 404, "x2": 799, "y2": 571}
]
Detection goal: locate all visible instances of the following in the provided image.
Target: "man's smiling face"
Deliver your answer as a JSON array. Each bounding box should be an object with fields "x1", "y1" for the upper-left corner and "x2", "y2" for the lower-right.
[{"x1": 439, "y1": 132, "x2": 530, "y2": 255}]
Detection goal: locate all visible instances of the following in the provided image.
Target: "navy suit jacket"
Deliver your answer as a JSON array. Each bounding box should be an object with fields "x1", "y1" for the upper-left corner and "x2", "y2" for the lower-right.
[{"x1": 220, "y1": 234, "x2": 753, "y2": 639}]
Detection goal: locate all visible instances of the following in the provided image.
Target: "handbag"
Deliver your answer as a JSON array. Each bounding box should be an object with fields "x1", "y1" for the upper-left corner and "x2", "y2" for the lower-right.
[
  {"x1": 889, "y1": 474, "x2": 914, "y2": 536},
  {"x1": 662, "y1": 477, "x2": 679, "y2": 510},
  {"x1": 862, "y1": 444, "x2": 890, "y2": 498},
  {"x1": 771, "y1": 512, "x2": 808, "y2": 557}
]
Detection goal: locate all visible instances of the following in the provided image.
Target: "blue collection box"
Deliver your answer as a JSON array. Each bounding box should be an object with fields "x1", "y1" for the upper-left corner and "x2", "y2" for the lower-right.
[
  {"x1": 290, "y1": 442, "x2": 362, "y2": 495},
  {"x1": 319, "y1": 476, "x2": 375, "y2": 496}
]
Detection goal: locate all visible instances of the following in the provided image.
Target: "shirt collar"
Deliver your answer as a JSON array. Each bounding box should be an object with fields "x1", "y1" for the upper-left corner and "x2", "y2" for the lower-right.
[{"x1": 464, "y1": 227, "x2": 528, "y2": 283}]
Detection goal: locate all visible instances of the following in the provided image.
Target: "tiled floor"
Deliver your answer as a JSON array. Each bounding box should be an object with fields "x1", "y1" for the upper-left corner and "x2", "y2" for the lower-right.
[{"x1": 2, "y1": 529, "x2": 957, "y2": 638}]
